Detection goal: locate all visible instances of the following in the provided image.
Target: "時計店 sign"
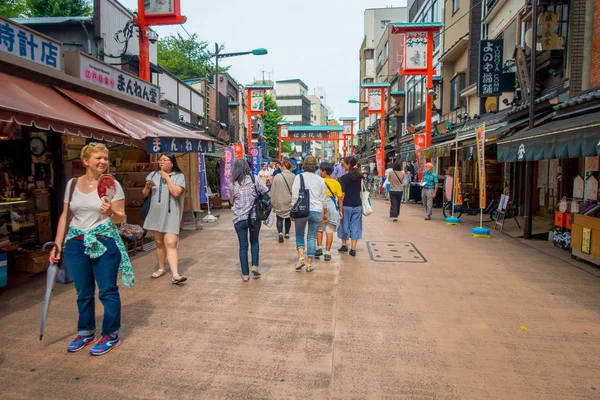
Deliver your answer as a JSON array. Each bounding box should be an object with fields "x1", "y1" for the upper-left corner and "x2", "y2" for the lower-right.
[
  {"x1": 64, "y1": 51, "x2": 160, "y2": 106},
  {"x1": 0, "y1": 17, "x2": 62, "y2": 71},
  {"x1": 478, "y1": 40, "x2": 503, "y2": 97}
]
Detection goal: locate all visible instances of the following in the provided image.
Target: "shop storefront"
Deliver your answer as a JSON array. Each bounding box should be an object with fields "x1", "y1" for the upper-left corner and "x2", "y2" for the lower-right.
[{"x1": 0, "y1": 18, "x2": 214, "y2": 288}]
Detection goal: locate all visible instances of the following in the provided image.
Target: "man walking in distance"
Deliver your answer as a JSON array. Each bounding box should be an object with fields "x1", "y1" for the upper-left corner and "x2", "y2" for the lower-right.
[{"x1": 421, "y1": 163, "x2": 438, "y2": 220}]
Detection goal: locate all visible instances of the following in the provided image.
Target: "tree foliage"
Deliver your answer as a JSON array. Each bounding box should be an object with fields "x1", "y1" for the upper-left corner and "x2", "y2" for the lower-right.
[
  {"x1": 157, "y1": 33, "x2": 228, "y2": 80},
  {"x1": 0, "y1": 0, "x2": 29, "y2": 18},
  {"x1": 262, "y1": 93, "x2": 293, "y2": 156},
  {"x1": 25, "y1": 0, "x2": 93, "y2": 17}
]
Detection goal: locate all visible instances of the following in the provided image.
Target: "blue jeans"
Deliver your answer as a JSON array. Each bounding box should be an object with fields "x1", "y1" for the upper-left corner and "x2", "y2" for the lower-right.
[
  {"x1": 294, "y1": 211, "x2": 323, "y2": 257},
  {"x1": 234, "y1": 219, "x2": 261, "y2": 275},
  {"x1": 338, "y1": 206, "x2": 363, "y2": 240},
  {"x1": 64, "y1": 237, "x2": 122, "y2": 336}
]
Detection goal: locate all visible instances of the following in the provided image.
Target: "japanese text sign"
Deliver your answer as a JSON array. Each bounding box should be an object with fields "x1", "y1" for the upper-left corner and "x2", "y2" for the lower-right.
[
  {"x1": 198, "y1": 153, "x2": 207, "y2": 204},
  {"x1": 368, "y1": 89, "x2": 383, "y2": 113},
  {"x1": 475, "y1": 124, "x2": 486, "y2": 208},
  {"x1": 288, "y1": 131, "x2": 329, "y2": 139},
  {"x1": 0, "y1": 17, "x2": 62, "y2": 71},
  {"x1": 250, "y1": 147, "x2": 262, "y2": 176},
  {"x1": 280, "y1": 125, "x2": 289, "y2": 138},
  {"x1": 147, "y1": 137, "x2": 215, "y2": 154},
  {"x1": 478, "y1": 40, "x2": 503, "y2": 97},
  {"x1": 232, "y1": 143, "x2": 244, "y2": 159},
  {"x1": 66, "y1": 52, "x2": 160, "y2": 106},
  {"x1": 404, "y1": 32, "x2": 428, "y2": 72},
  {"x1": 514, "y1": 46, "x2": 530, "y2": 103},
  {"x1": 220, "y1": 147, "x2": 234, "y2": 201},
  {"x1": 251, "y1": 90, "x2": 265, "y2": 113},
  {"x1": 343, "y1": 121, "x2": 352, "y2": 135},
  {"x1": 145, "y1": 0, "x2": 176, "y2": 16}
]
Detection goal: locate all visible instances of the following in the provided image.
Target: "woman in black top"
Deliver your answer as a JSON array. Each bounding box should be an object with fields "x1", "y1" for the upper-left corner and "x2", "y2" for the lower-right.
[{"x1": 337, "y1": 157, "x2": 363, "y2": 257}]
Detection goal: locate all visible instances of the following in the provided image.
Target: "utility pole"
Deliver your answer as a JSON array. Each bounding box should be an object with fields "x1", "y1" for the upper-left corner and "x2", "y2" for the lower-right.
[{"x1": 524, "y1": 0, "x2": 538, "y2": 239}]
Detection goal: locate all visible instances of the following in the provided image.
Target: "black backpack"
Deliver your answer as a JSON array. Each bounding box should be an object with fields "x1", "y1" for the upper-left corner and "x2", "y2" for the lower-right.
[{"x1": 249, "y1": 175, "x2": 272, "y2": 222}]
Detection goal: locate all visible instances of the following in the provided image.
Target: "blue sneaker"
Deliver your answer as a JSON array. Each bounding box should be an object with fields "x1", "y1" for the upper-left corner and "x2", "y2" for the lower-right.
[
  {"x1": 89, "y1": 335, "x2": 121, "y2": 356},
  {"x1": 67, "y1": 334, "x2": 96, "y2": 352}
]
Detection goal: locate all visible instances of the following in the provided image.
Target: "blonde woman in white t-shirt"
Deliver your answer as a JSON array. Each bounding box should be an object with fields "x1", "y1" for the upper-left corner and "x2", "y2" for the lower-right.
[{"x1": 49, "y1": 143, "x2": 131, "y2": 356}]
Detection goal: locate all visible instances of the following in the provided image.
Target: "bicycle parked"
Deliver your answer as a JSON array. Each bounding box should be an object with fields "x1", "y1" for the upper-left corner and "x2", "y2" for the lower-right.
[{"x1": 443, "y1": 186, "x2": 499, "y2": 219}]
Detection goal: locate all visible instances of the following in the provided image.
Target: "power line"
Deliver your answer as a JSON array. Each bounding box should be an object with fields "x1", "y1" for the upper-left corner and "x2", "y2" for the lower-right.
[{"x1": 432, "y1": 0, "x2": 484, "y2": 40}]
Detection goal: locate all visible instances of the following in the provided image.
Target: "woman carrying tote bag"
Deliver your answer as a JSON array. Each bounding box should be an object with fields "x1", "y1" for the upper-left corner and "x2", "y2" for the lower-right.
[{"x1": 337, "y1": 157, "x2": 364, "y2": 257}]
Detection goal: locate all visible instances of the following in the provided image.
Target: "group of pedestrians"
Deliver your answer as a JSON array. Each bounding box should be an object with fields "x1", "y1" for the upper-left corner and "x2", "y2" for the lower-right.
[{"x1": 231, "y1": 155, "x2": 365, "y2": 281}]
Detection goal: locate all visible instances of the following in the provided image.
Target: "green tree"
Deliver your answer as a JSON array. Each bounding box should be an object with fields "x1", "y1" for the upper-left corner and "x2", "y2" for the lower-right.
[
  {"x1": 157, "y1": 33, "x2": 228, "y2": 80},
  {"x1": 26, "y1": 0, "x2": 92, "y2": 17},
  {"x1": 0, "y1": 0, "x2": 28, "y2": 18},
  {"x1": 262, "y1": 93, "x2": 293, "y2": 156}
]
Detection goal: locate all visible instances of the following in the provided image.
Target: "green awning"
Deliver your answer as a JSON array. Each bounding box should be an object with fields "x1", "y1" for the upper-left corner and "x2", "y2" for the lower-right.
[{"x1": 497, "y1": 112, "x2": 600, "y2": 162}]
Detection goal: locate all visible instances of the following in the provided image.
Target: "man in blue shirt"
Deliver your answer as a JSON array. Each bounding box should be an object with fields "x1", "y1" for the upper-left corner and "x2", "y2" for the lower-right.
[{"x1": 421, "y1": 163, "x2": 438, "y2": 220}]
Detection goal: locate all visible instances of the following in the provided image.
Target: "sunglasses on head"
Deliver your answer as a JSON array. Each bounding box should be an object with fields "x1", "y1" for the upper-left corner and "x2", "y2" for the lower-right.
[{"x1": 88, "y1": 142, "x2": 107, "y2": 148}]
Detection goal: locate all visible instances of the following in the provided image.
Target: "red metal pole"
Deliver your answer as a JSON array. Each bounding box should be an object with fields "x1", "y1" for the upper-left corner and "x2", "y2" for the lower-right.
[
  {"x1": 278, "y1": 126, "x2": 282, "y2": 159},
  {"x1": 247, "y1": 89, "x2": 252, "y2": 153},
  {"x1": 137, "y1": 0, "x2": 150, "y2": 81},
  {"x1": 425, "y1": 30, "x2": 434, "y2": 149},
  {"x1": 350, "y1": 121, "x2": 354, "y2": 156},
  {"x1": 380, "y1": 88, "x2": 386, "y2": 177}
]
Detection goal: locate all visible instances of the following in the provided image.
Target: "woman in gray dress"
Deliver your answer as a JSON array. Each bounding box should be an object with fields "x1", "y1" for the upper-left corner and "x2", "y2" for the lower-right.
[{"x1": 143, "y1": 153, "x2": 187, "y2": 284}]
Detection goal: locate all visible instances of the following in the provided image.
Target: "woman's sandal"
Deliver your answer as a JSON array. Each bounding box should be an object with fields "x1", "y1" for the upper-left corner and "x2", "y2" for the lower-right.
[
  {"x1": 171, "y1": 274, "x2": 188, "y2": 285},
  {"x1": 151, "y1": 269, "x2": 166, "y2": 279}
]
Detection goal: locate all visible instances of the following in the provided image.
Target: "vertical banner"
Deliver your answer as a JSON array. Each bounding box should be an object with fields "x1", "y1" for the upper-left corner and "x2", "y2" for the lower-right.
[
  {"x1": 368, "y1": 89, "x2": 383, "y2": 112},
  {"x1": 220, "y1": 147, "x2": 234, "y2": 201},
  {"x1": 232, "y1": 143, "x2": 244, "y2": 159},
  {"x1": 375, "y1": 148, "x2": 383, "y2": 175},
  {"x1": 454, "y1": 162, "x2": 463, "y2": 206},
  {"x1": 413, "y1": 134, "x2": 427, "y2": 181},
  {"x1": 250, "y1": 90, "x2": 265, "y2": 113},
  {"x1": 250, "y1": 147, "x2": 261, "y2": 176},
  {"x1": 198, "y1": 153, "x2": 207, "y2": 204},
  {"x1": 477, "y1": 40, "x2": 503, "y2": 97},
  {"x1": 475, "y1": 124, "x2": 486, "y2": 208}
]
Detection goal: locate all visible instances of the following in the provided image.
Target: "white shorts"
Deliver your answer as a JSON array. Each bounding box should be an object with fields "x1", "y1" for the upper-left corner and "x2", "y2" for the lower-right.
[{"x1": 318, "y1": 221, "x2": 337, "y2": 233}]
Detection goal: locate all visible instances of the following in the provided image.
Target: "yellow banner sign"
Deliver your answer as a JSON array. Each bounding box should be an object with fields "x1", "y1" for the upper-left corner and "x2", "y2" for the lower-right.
[{"x1": 475, "y1": 124, "x2": 486, "y2": 208}]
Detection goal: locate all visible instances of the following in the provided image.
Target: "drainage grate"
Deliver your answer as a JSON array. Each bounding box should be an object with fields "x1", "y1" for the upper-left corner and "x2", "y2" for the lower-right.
[{"x1": 366, "y1": 242, "x2": 427, "y2": 263}]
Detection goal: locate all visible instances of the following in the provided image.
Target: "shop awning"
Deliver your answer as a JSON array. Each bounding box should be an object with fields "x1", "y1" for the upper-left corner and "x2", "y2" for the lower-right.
[
  {"x1": 56, "y1": 88, "x2": 216, "y2": 153},
  {"x1": 497, "y1": 111, "x2": 600, "y2": 162},
  {"x1": 0, "y1": 72, "x2": 132, "y2": 144}
]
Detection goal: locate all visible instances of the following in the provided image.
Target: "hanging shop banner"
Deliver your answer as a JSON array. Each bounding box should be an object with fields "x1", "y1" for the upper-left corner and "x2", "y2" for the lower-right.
[
  {"x1": 514, "y1": 46, "x2": 530, "y2": 103},
  {"x1": 220, "y1": 147, "x2": 234, "y2": 201},
  {"x1": 250, "y1": 147, "x2": 262, "y2": 177},
  {"x1": 475, "y1": 124, "x2": 486, "y2": 208},
  {"x1": 280, "y1": 125, "x2": 289, "y2": 138},
  {"x1": 198, "y1": 153, "x2": 207, "y2": 204},
  {"x1": 375, "y1": 148, "x2": 383, "y2": 175},
  {"x1": 147, "y1": 137, "x2": 215, "y2": 154},
  {"x1": 478, "y1": 40, "x2": 503, "y2": 97},
  {"x1": 454, "y1": 162, "x2": 463, "y2": 206},
  {"x1": 251, "y1": 90, "x2": 265, "y2": 113},
  {"x1": 368, "y1": 89, "x2": 383, "y2": 113},
  {"x1": 232, "y1": 143, "x2": 244, "y2": 159},
  {"x1": 404, "y1": 31, "x2": 429, "y2": 72},
  {"x1": 65, "y1": 52, "x2": 160, "y2": 106},
  {"x1": 0, "y1": 17, "x2": 62, "y2": 71}
]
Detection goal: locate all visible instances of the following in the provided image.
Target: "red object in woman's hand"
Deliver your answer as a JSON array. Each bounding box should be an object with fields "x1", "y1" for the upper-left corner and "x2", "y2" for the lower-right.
[{"x1": 97, "y1": 174, "x2": 117, "y2": 202}]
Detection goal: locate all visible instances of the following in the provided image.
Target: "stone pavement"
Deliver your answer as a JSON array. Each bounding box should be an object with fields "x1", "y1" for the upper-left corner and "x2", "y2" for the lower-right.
[{"x1": 1, "y1": 199, "x2": 599, "y2": 399}]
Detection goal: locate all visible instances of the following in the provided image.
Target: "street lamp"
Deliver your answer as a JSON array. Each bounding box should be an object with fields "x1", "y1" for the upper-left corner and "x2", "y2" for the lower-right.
[
  {"x1": 348, "y1": 99, "x2": 368, "y2": 104},
  {"x1": 212, "y1": 44, "x2": 268, "y2": 139}
]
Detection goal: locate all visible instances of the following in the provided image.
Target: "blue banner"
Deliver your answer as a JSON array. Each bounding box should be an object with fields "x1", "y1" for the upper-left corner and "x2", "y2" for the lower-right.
[
  {"x1": 250, "y1": 147, "x2": 261, "y2": 176},
  {"x1": 198, "y1": 153, "x2": 207, "y2": 204},
  {"x1": 147, "y1": 137, "x2": 215, "y2": 154}
]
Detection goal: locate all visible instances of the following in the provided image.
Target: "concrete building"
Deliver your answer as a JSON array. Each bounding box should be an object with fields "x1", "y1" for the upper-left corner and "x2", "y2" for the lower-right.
[
  {"x1": 358, "y1": 6, "x2": 408, "y2": 132},
  {"x1": 276, "y1": 79, "x2": 312, "y2": 156}
]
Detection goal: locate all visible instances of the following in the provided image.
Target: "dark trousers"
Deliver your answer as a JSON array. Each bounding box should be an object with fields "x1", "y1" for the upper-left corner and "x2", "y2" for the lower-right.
[
  {"x1": 389, "y1": 190, "x2": 404, "y2": 218},
  {"x1": 234, "y1": 219, "x2": 261, "y2": 275},
  {"x1": 276, "y1": 216, "x2": 291, "y2": 235},
  {"x1": 64, "y1": 237, "x2": 122, "y2": 336}
]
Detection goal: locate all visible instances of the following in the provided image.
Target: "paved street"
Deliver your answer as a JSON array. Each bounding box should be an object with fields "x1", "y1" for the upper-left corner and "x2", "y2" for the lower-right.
[{"x1": 1, "y1": 199, "x2": 599, "y2": 400}]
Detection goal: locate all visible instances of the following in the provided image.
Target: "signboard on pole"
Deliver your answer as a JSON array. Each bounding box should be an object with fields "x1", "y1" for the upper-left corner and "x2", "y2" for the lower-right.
[
  {"x1": 280, "y1": 125, "x2": 289, "y2": 138},
  {"x1": 368, "y1": 89, "x2": 383, "y2": 113},
  {"x1": 220, "y1": 147, "x2": 234, "y2": 201},
  {"x1": 404, "y1": 32, "x2": 429, "y2": 72},
  {"x1": 250, "y1": 90, "x2": 265, "y2": 113},
  {"x1": 475, "y1": 124, "x2": 486, "y2": 208},
  {"x1": 477, "y1": 40, "x2": 503, "y2": 97}
]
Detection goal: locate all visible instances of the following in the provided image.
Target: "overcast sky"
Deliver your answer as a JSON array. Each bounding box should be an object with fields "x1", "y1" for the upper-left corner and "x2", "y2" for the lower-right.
[{"x1": 119, "y1": 0, "x2": 407, "y2": 120}]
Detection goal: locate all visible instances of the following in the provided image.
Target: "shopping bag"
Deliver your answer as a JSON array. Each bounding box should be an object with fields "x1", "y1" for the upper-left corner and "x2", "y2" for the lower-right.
[
  {"x1": 361, "y1": 180, "x2": 372, "y2": 216},
  {"x1": 263, "y1": 211, "x2": 275, "y2": 228}
]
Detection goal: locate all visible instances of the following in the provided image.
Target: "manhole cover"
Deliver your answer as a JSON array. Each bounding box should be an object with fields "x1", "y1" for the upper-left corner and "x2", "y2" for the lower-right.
[{"x1": 366, "y1": 242, "x2": 426, "y2": 263}]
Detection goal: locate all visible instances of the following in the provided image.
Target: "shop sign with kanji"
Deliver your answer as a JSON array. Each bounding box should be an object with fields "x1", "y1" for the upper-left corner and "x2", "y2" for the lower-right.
[
  {"x1": 0, "y1": 17, "x2": 62, "y2": 71},
  {"x1": 478, "y1": 40, "x2": 503, "y2": 97},
  {"x1": 147, "y1": 137, "x2": 216, "y2": 154},
  {"x1": 65, "y1": 52, "x2": 160, "y2": 106},
  {"x1": 404, "y1": 32, "x2": 428, "y2": 72},
  {"x1": 288, "y1": 131, "x2": 329, "y2": 139}
]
